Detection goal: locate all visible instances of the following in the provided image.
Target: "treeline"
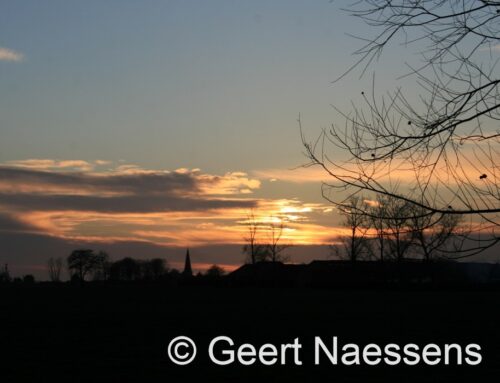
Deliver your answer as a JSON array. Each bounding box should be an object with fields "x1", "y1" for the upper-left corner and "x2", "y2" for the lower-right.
[
  {"x1": 333, "y1": 195, "x2": 466, "y2": 263},
  {"x1": 43, "y1": 249, "x2": 225, "y2": 283}
]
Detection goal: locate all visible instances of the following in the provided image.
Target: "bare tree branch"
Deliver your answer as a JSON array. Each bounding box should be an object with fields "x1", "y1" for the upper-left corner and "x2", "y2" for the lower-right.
[{"x1": 302, "y1": 0, "x2": 499, "y2": 256}]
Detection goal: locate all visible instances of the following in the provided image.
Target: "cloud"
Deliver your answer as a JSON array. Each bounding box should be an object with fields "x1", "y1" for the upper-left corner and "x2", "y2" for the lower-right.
[
  {"x1": 0, "y1": 212, "x2": 41, "y2": 234},
  {"x1": 6, "y1": 159, "x2": 94, "y2": 171},
  {"x1": 0, "y1": 164, "x2": 259, "y2": 213},
  {"x1": 0, "y1": 160, "x2": 342, "y2": 265},
  {"x1": 94, "y1": 160, "x2": 112, "y2": 166},
  {"x1": 0, "y1": 159, "x2": 498, "y2": 279},
  {"x1": 253, "y1": 164, "x2": 423, "y2": 184},
  {"x1": 0, "y1": 47, "x2": 24, "y2": 62},
  {"x1": 479, "y1": 44, "x2": 500, "y2": 53},
  {"x1": 0, "y1": 164, "x2": 261, "y2": 197},
  {"x1": 253, "y1": 167, "x2": 327, "y2": 183},
  {"x1": 0, "y1": 193, "x2": 256, "y2": 213},
  {"x1": 197, "y1": 172, "x2": 261, "y2": 195},
  {"x1": 363, "y1": 199, "x2": 380, "y2": 207},
  {"x1": 254, "y1": 156, "x2": 488, "y2": 188}
]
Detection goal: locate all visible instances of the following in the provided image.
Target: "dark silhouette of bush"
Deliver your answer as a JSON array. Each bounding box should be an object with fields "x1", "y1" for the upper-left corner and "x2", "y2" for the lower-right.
[
  {"x1": 70, "y1": 274, "x2": 83, "y2": 285},
  {"x1": 22, "y1": 274, "x2": 35, "y2": 284},
  {"x1": 205, "y1": 264, "x2": 225, "y2": 278}
]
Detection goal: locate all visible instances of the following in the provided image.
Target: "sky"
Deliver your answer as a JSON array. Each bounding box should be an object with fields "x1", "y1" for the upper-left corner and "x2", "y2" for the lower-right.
[{"x1": 1, "y1": 1, "x2": 498, "y2": 278}]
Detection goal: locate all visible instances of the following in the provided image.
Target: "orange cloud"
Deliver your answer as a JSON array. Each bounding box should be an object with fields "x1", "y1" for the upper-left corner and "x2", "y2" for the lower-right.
[
  {"x1": 0, "y1": 160, "x2": 345, "y2": 248},
  {"x1": 7, "y1": 199, "x2": 338, "y2": 248}
]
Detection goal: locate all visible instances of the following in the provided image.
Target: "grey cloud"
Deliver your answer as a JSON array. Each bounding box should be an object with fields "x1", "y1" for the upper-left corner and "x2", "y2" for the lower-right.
[
  {"x1": 0, "y1": 212, "x2": 40, "y2": 233},
  {"x1": 0, "y1": 193, "x2": 256, "y2": 213},
  {"x1": 0, "y1": 166, "x2": 257, "y2": 213},
  {"x1": 0, "y1": 166, "x2": 199, "y2": 195}
]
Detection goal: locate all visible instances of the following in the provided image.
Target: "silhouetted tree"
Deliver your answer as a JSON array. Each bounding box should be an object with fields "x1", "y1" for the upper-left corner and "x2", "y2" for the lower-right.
[
  {"x1": 91, "y1": 251, "x2": 110, "y2": 281},
  {"x1": 264, "y1": 218, "x2": 292, "y2": 263},
  {"x1": 367, "y1": 195, "x2": 388, "y2": 262},
  {"x1": 105, "y1": 257, "x2": 171, "y2": 282},
  {"x1": 109, "y1": 257, "x2": 142, "y2": 281},
  {"x1": 142, "y1": 258, "x2": 168, "y2": 280},
  {"x1": 47, "y1": 257, "x2": 63, "y2": 282},
  {"x1": 332, "y1": 196, "x2": 372, "y2": 262},
  {"x1": 242, "y1": 210, "x2": 267, "y2": 264},
  {"x1": 301, "y1": 0, "x2": 499, "y2": 256},
  {"x1": 23, "y1": 274, "x2": 35, "y2": 284},
  {"x1": 408, "y1": 206, "x2": 462, "y2": 261},
  {"x1": 168, "y1": 268, "x2": 181, "y2": 283},
  {"x1": 382, "y1": 196, "x2": 413, "y2": 261},
  {"x1": 205, "y1": 264, "x2": 226, "y2": 278},
  {"x1": 67, "y1": 249, "x2": 106, "y2": 282}
]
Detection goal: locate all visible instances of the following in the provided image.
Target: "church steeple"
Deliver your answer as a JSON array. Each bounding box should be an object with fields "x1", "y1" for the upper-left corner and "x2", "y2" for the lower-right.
[{"x1": 183, "y1": 248, "x2": 192, "y2": 277}]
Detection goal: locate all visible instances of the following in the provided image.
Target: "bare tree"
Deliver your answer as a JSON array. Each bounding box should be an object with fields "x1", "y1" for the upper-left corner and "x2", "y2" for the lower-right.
[
  {"x1": 242, "y1": 210, "x2": 263, "y2": 264},
  {"x1": 380, "y1": 196, "x2": 414, "y2": 261},
  {"x1": 302, "y1": 0, "x2": 499, "y2": 256},
  {"x1": 67, "y1": 249, "x2": 108, "y2": 282},
  {"x1": 367, "y1": 195, "x2": 388, "y2": 262},
  {"x1": 331, "y1": 196, "x2": 372, "y2": 262},
  {"x1": 47, "y1": 257, "x2": 63, "y2": 282},
  {"x1": 408, "y1": 205, "x2": 462, "y2": 261},
  {"x1": 264, "y1": 217, "x2": 292, "y2": 263}
]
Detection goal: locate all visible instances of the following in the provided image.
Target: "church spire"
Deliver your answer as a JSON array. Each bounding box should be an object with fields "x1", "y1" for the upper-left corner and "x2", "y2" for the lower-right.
[{"x1": 183, "y1": 248, "x2": 192, "y2": 277}]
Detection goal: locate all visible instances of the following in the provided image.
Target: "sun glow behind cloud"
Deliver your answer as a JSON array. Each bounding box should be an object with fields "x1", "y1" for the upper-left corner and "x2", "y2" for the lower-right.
[{"x1": 0, "y1": 160, "x2": 340, "y2": 249}]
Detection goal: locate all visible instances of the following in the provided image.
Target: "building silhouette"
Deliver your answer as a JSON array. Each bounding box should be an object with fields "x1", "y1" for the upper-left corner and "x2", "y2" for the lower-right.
[
  {"x1": 183, "y1": 248, "x2": 192, "y2": 277},
  {"x1": 227, "y1": 260, "x2": 500, "y2": 288}
]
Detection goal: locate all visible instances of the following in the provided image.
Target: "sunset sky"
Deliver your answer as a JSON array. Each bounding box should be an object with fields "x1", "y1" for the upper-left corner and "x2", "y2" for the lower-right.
[{"x1": 1, "y1": 1, "x2": 498, "y2": 278}]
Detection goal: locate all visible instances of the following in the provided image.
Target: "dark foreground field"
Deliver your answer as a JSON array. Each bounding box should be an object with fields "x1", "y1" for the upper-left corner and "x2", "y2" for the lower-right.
[{"x1": 1, "y1": 284, "x2": 500, "y2": 382}]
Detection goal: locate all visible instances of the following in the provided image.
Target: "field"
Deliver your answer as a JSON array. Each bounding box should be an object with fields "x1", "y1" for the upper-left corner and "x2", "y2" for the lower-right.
[{"x1": 2, "y1": 284, "x2": 500, "y2": 382}]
